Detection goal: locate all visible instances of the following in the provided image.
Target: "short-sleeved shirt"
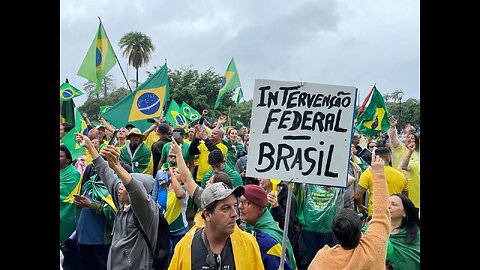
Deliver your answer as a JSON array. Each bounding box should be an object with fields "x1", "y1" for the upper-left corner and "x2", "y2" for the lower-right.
[
  {"x1": 161, "y1": 141, "x2": 193, "y2": 163},
  {"x1": 196, "y1": 142, "x2": 227, "y2": 182},
  {"x1": 358, "y1": 165, "x2": 408, "y2": 216}
]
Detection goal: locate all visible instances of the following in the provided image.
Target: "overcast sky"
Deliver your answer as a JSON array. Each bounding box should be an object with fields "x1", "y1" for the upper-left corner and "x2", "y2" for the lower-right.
[{"x1": 60, "y1": 0, "x2": 419, "y2": 107}]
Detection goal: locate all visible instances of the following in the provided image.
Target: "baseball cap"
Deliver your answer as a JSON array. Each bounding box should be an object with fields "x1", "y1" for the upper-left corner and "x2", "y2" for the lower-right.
[
  {"x1": 200, "y1": 182, "x2": 244, "y2": 209},
  {"x1": 173, "y1": 127, "x2": 186, "y2": 135},
  {"x1": 158, "y1": 123, "x2": 170, "y2": 134}
]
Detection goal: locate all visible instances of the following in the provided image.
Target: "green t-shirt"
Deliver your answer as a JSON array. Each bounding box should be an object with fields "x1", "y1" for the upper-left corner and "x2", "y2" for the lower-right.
[{"x1": 161, "y1": 141, "x2": 193, "y2": 163}]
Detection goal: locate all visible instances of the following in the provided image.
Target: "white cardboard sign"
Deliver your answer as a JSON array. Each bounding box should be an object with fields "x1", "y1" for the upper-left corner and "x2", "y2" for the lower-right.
[{"x1": 246, "y1": 79, "x2": 357, "y2": 187}]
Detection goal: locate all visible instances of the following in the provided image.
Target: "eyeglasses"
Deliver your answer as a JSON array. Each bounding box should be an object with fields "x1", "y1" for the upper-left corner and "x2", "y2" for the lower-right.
[{"x1": 238, "y1": 199, "x2": 251, "y2": 207}]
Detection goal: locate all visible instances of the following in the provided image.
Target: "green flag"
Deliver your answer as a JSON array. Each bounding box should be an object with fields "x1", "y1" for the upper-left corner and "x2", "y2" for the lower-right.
[
  {"x1": 61, "y1": 129, "x2": 85, "y2": 160},
  {"x1": 180, "y1": 101, "x2": 201, "y2": 122},
  {"x1": 355, "y1": 86, "x2": 392, "y2": 136},
  {"x1": 77, "y1": 20, "x2": 117, "y2": 94},
  {"x1": 235, "y1": 120, "x2": 243, "y2": 128},
  {"x1": 214, "y1": 58, "x2": 241, "y2": 109},
  {"x1": 236, "y1": 88, "x2": 244, "y2": 103},
  {"x1": 75, "y1": 108, "x2": 89, "y2": 136},
  {"x1": 165, "y1": 99, "x2": 188, "y2": 128},
  {"x1": 60, "y1": 82, "x2": 84, "y2": 101},
  {"x1": 102, "y1": 64, "x2": 169, "y2": 132},
  {"x1": 99, "y1": 105, "x2": 112, "y2": 115},
  {"x1": 61, "y1": 99, "x2": 75, "y2": 125}
]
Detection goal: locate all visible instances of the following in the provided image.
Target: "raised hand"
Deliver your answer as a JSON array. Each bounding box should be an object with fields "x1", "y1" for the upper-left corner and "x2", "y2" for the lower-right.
[
  {"x1": 99, "y1": 145, "x2": 121, "y2": 169},
  {"x1": 170, "y1": 135, "x2": 182, "y2": 156},
  {"x1": 370, "y1": 149, "x2": 385, "y2": 174},
  {"x1": 388, "y1": 116, "x2": 397, "y2": 127},
  {"x1": 75, "y1": 132, "x2": 93, "y2": 148},
  {"x1": 407, "y1": 141, "x2": 416, "y2": 152}
]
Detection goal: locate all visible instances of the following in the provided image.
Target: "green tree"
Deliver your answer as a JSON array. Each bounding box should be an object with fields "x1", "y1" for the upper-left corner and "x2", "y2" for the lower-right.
[
  {"x1": 119, "y1": 32, "x2": 155, "y2": 88},
  {"x1": 230, "y1": 100, "x2": 253, "y2": 128},
  {"x1": 385, "y1": 98, "x2": 420, "y2": 130},
  {"x1": 83, "y1": 75, "x2": 115, "y2": 99},
  {"x1": 167, "y1": 66, "x2": 236, "y2": 120},
  {"x1": 78, "y1": 87, "x2": 130, "y2": 122}
]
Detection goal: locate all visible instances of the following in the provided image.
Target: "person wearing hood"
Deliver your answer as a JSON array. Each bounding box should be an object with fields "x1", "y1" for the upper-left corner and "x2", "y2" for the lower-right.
[{"x1": 75, "y1": 133, "x2": 159, "y2": 270}]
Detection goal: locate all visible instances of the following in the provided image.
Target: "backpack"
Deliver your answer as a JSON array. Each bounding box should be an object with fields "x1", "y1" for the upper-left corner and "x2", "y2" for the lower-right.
[{"x1": 133, "y1": 212, "x2": 170, "y2": 270}]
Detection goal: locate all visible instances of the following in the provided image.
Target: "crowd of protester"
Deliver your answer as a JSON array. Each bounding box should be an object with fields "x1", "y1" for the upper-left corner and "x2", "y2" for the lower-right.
[{"x1": 60, "y1": 111, "x2": 420, "y2": 270}]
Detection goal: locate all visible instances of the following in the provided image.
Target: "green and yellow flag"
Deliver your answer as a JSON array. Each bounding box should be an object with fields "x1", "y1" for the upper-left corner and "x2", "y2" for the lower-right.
[
  {"x1": 214, "y1": 58, "x2": 241, "y2": 109},
  {"x1": 355, "y1": 86, "x2": 392, "y2": 136},
  {"x1": 77, "y1": 20, "x2": 117, "y2": 94},
  {"x1": 102, "y1": 64, "x2": 170, "y2": 132},
  {"x1": 180, "y1": 101, "x2": 201, "y2": 122},
  {"x1": 61, "y1": 99, "x2": 75, "y2": 125},
  {"x1": 61, "y1": 108, "x2": 89, "y2": 160},
  {"x1": 165, "y1": 99, "x2": 188, "y2": 128},
  {"x1": 99, "y1": 105, "x2": 112, "y2": 115},
  {"x1": 60, "y1": 82, "x2": 84, "y2": 101},
  {"x1": 61, "y1": 129, "x2": 85, "y2": 160},
  {"x1": 75, "y1": 108, "x2": 89, "y2": 136}
]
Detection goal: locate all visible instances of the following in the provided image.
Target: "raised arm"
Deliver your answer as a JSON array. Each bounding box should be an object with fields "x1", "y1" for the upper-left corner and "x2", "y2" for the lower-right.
[
  {"x1": 143, "y1": 116, "x2": 165, "y2": 138},
  {"x1": 82, "y1": 112, "x2": 93, "y2": 129},
  {"x1": 215, "y1": 115, "x2": 227, "y2": 130},
  {"x1": 76, "y1": 133, "x2": 121, "y2": 206},
  {"x1": 171, "y1": 137, "x2": 198, "y2": 198},
  {"x1": 168, "y1": 167, "x2": 186, "y2": 199},
  {"x1": 98, "y1": 116, "x2": 116, "y2": 133},
  {"x1": 400, "y1": 141, "x2": 416, "y2": 170},
  {"x1": 388, "y1": 116, "x2": 401, "y2": 148},
  {"x1": 366, "y1": 150, "x2": 390, "y2": 234}
]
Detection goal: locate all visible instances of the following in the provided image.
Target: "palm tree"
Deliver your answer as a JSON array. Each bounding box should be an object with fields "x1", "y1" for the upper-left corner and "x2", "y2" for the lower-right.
[{"x1": 119, "y1": 32, "x2": 155, "y2": 88}]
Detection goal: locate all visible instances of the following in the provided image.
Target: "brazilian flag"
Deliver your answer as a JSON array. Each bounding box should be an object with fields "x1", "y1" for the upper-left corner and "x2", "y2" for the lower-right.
[
  {"x1": 165, "y1": 99, "x2": 188, "y2": 128},
  {"x1": 60, "y1": 82, "x2": 83, "y2": 101},
  {"x1": 99, "y1": 105, "x2": 112, "y2": 115},
  {"x1": 355, "y1": 86, "x2": 391, "y2": 136},
  {"x1": 102, "y1": 64, "x2": 170, "y2": 132},
  {"x1": 61, "y1": 99, "x2": 75, "y2": 125},
  {"x1": 75, "y1": 108, "x2": 89, "y2": 136},
  {"x1": 214, "y1": 57, "x2": 241, "y2": 109},
  {"x1": 180, "y1": 101, "x2": 201, "y2": 122},
  {"x1": 77, "y1": 20, "x2": 116, "y2": 94}
]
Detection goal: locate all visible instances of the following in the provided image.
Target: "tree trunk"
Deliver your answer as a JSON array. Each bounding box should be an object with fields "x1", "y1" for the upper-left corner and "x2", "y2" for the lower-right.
[{"x1": 136, "y1": 67, "x2": 139, "y2": 88}]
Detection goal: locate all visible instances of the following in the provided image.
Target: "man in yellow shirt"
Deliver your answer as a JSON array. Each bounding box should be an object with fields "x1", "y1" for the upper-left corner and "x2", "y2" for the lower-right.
[
  {"x1": 188, "y1": 126, "x2": 227, "y2": 184},
  {"x1": 354, "y1": 147, "x2": 408, "y2": 218}
]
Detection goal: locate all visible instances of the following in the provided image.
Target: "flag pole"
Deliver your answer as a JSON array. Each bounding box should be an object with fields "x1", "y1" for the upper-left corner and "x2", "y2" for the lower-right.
[
  {"x1": 98, "y1": 17, "x2": 132, "y2": 92},
  {"x1": 228, "y1": 106, "x2": 231, "y2": 127}
]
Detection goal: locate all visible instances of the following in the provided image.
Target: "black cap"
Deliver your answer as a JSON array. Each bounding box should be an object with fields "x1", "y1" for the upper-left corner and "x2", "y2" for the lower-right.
[
  {"x1": 125, "y1": 124, "x2": 135, "y2": 129},
  {"x1": 158, "y1": 123, "x2": 170, "y2": 134},
  {"x1": 173, "y1": 127, "x2": 186, "y2": 135}
]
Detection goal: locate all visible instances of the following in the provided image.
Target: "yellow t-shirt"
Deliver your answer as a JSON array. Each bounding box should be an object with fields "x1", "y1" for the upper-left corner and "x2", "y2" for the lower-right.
[
  {"x1": 195, "y1": 142, "x2": 227, "y2": 182},
  {"x1": 358, "y1": 165, "x2": 408, "y2": 216},
  {"x1": 143, "y1": 132, "x2": 160, "y2": 149},
  {"x1": 404, "y1": 154, "x2": 420, "y2": 208}
]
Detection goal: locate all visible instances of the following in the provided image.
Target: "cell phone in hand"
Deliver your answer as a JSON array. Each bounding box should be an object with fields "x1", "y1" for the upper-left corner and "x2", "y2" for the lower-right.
[
  {"x1": 147, "y1": 118, "x2": 156, "y2": 123},
  {"x1": 108, "y1": 130, "x2": 119, "y2": 145},
  {"x1": 73, "y1": 194, "x2": 82, "y2": 199}
]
